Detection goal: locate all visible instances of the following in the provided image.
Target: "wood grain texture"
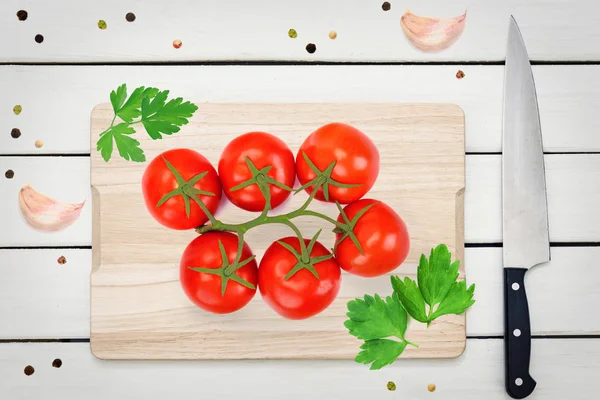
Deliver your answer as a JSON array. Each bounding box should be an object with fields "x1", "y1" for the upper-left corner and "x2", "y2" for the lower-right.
[
  {"x1": 3, "y1": 0, "x2": 600, "y2": 62},
  {"x1": 2, "y1": 340, "x2": 599, "y2": 400},
  {"x1": 90, "y1": 102, "x2": 465, "y2": 359},
  {"x1": 3, "y1": 65, "x2": 600, "y2": 155}
]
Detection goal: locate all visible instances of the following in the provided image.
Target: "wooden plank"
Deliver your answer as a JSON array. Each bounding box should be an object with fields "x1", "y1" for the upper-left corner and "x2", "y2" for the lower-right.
[
  {"x1": 2, "y1": 247, "x2": 598, "y2": 339},
  {"x1": 0, "y1": 249, "x2": 91, "y2": 339},
  {"x1": 1, "y1": 154, "x2": 598, "y2": 247},
  {"x1": 2, "y1": 65, "x2": 600, "y2": 154},
  {"x1": 0, "y1": 157, "x2": 92, "y2": 247},
  {"x1": 0, "y1": 340, "x2": 598, "y2": 399},
  {"x1": 90, "y1": 102, "x2": 466, "y2": 360},
  {"x1": 3, "y1": 0, "x2": 600, "y2": 62}
]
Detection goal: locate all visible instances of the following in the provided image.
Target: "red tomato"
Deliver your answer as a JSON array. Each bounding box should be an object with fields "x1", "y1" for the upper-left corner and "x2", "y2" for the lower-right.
[
  {"x1": 142, "y1": 148, "x2": 222, "y2": 230},
  {"x1": 259, "y1": 236, "x2": 341, "y2": 320},
  {"x1": 218, "y1": 132, "x2": 296, "y2": 212},
  {"x1": 334, "y1": 199, "x2": 410, "y2": 277},
  {"x1": 296, "y1": 122, "x2": 379, "y2": 204},
  {"x1": 180, "y1": 232, "x2": 258, "y2": 314}
]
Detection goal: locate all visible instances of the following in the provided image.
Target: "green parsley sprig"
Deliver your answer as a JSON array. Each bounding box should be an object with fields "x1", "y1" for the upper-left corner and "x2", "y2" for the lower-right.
[
  {"x1": 345, "y1": 244, "x2": 476, "y2": 370},
  {"x1": 96, "y1": 84, "x2": 198, "y2": 162}
]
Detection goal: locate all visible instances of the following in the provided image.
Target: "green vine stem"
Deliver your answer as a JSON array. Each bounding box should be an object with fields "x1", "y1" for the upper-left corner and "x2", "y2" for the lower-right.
[
  {"x1": 166, "y1": 152, "x2": 376, "y2": 284},
  {"x1": 196, "y1": 180, "x2": 347, "y2": 236}
]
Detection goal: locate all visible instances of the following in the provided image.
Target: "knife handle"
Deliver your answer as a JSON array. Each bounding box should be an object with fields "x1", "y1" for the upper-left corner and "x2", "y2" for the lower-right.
[{"x1": 504, "y1": 268, "x2": 536, "y2": 399}]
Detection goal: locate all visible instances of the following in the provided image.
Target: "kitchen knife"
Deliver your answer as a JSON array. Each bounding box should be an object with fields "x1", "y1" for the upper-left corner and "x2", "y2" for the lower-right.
[{"x1": 502, "y1": 16, "x2": 550, "y2": 399}]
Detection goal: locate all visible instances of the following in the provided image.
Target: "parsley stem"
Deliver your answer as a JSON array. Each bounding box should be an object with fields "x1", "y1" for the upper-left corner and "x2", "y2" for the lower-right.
[
  {"x1": 426, "y1": 303, "x2": 436, "y2": 322},
  {"x1": 406, "y1": 339, "x2": 419, "y2": 348}
]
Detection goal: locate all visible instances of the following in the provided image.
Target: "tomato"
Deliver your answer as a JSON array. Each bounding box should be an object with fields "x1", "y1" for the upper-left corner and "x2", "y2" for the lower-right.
[
  {"x1": 142, "y1": 148, "x2": 222, "y2": 230},
  {"x1": 296, "y1": 122, "x2": 379, "y2": 204},
  {"x1": 218, "y1": 132, "x2": 296, "y2": 212},
  {"x1": 259, "y1": 236, "x2": 341, "y2": 320},
  {"x1": 334, "y1": 199, "x2": 410, "y2": 277},
  {"x1": 180, "y1": 232, "x2": 258, "y2": 314}
]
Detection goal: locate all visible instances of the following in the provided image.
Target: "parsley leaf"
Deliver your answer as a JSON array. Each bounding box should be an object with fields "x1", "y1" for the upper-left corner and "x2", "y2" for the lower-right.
[
  {"x1": 141, "y1": 91, "x2": 198, "y2": 139},
  {"x1": 430, "y1": 280, "x2": 476, "y2": 320},
  {"x1": 390, "y1": 276, "x2": 428, "y2": 323},
  {"x1": 117, "y1": 86, "x2": 159, "y2": 122},
  {"x1": 345, "y1": 244, "x2": 477, "y2": 370},
  {"x1": 110, "y1": 84, "x2": 127, "y2": 114},
  {"x1": 391, "y1": 244, "x2": 475, "y2": 326},
  {"x1": 355, "y1": 339, "x2": 407, "y2": 370},
  {"x1": 344, "y1": 293, "x2": 417, "y2": 370},
  {"x1": 417, "y1": 244, "x2": 460, "y2": 307},
  {"x1": 96, "y1": 84, "x2": 198, "y2": 163},
  {"x1": 345, "y1": 293, "x2": 408, "y2": 341},
  {"x1": 97, "y1": 123, "x2": 145, "y2": 162}
]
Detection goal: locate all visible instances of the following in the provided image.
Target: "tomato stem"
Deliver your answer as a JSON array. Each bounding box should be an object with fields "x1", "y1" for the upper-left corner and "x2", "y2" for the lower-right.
[
  {"x1": 155, "y1": 156, "x2": 217, "y2": 224},
  {"x1": 188, "y1": 238, "x2": 256, "y2": 296},
  {"x1": 195, "y1": 206, "x2": 346, "y2": 236},
  {"x1": 278, "y1": 230, "x2": 332, "y2": 281},
  {"x1": 295, "y1": 151, "x2": 362, "y2": 201},
  {"x1": 194, "y1": 155, "x2": 370, "y2": 268}
]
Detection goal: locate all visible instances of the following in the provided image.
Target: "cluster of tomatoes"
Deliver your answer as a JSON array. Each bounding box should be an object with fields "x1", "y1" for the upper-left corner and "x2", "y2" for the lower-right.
[{"x1": 141, "y1": 122, "x2": 410, "y2": 320}]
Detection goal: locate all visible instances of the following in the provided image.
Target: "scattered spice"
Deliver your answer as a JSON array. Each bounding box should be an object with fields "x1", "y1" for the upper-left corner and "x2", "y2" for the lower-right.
[
  {"x1": 97, "y1": 20, "x2": 107, "y2": 30},
  {"x1": 125, "y1": 12, "x2": 136, "y2": 22},
  {"x1": 173, "y1": 39, "x2": 182, "y2": 49},
  {"x1": 57, "y1": 256, "x2": 67, "y2": 265},
  {"x1": 456, "y1": 70, "x2": 465, "y2": 79},
  {"x1": 382, "y1": 2, "x2": 391, "y2": 11},
  {"x1": 52, "y1": 358, "x2": 63, "y2": 368},
  {"x1": 34, "y1": 34, "x2": 44, "y2": 43},
  {"x1": 11, "y1": 128, "x2": 21, "y2": 139},
  {"x1": 428, "y1": 383, "x2": 436, "y2": 392},
  {"x1": 387, "y1": 381, "x2": 396, "y2": 391},
  {"x1": 5, "y1": 169, "x2": 14, "y2": 179},
  {"x1": 17, "y1": 10, "x2": 28, "y2": 21},
  {"x1": 35, "y1": 139, "x2": 44, "y2": 148},
  {"x1": 329, "y1": 31, "x2": 337, "y2": 40},
  {"x1": 288, "y1": 29, "x2": 297, "y2": 38},
  {"x1": 306, "y1": 43, "x2": 316, "y2": 54},
  {"x1": 13, "y1": 105, "x2": 22, "y2": 115},
  {"x1": 24, "y1": 365, "x2": 34, "y2": 376}
]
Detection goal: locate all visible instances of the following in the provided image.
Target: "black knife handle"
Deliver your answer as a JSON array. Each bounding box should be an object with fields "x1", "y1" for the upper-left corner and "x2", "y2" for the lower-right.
[{"x1": 504, "y1": 268, "x2": 536, "y2": 399}]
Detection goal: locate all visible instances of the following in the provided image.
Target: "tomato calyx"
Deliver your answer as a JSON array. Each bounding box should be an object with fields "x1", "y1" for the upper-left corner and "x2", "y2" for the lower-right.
[
  {"x1": 230, "y1": 157, "x2": 293, "y2": 214},
  {"x1": 277, "y1": 230, "x2": 333, "y2": 281},
  {"x1": 188, "y1": 237, "x2": 257, "y2": 296},
  {"x1": 333, "y1": 201, "x2": 379, "y2": 255},
  {"x1": 296, "y1": 151, "x2": 362, "y2": 201},
  {"x1": 156, "y1": 156, "x2": 217, "y2": 223}
]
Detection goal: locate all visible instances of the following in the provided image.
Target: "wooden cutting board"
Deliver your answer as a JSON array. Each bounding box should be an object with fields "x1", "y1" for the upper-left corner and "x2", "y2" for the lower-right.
[{"x1": 90, "y1": 102, "x2": 466, "y2": 360}]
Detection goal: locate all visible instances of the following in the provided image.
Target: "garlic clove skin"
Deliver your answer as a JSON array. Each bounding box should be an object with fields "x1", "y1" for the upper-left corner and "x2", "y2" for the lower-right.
[
  {"x1": 19, "y1": 184, "x2": 85, "y2": 232},
  {"x1": 401, "y1": 10, "x2": 467, "y2": 52}
]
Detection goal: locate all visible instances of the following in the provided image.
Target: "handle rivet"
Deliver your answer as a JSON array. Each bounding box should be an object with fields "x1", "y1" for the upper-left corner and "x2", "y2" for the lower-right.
[
  {"x1": 515, "y1": 378, "x2": 523, "y2": 386},
  {"x1": 513, "y1": 329, "x2": 521, "y2": 337},
  {"x1": 512, "y1": 282, "x2": 520, "y2": 291}
]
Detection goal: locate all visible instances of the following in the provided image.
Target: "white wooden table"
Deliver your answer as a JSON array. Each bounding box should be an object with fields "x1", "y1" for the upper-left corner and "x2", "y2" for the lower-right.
[{"x1": 1, "y1": 1, "x2": 599, "y2": 398}]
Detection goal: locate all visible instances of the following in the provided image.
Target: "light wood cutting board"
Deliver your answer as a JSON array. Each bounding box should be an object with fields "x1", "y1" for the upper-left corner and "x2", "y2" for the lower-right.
[{"x1": 90, "y1": 102, "x2": 466, "y2": 360}]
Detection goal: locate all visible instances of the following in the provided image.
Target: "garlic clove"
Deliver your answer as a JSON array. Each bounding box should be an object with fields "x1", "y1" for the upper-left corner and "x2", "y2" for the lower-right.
[
  {"x1": 401, "y1": 10, "x2": 467, "y2": 52},
  {"x1": 18, "y1": 184, "x2": 85, "y2": 232}
]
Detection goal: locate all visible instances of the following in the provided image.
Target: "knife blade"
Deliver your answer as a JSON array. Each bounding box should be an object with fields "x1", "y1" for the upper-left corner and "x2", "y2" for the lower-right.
[{"x1": 502, "y1": 16, "x2": 550, "y2": 399}]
